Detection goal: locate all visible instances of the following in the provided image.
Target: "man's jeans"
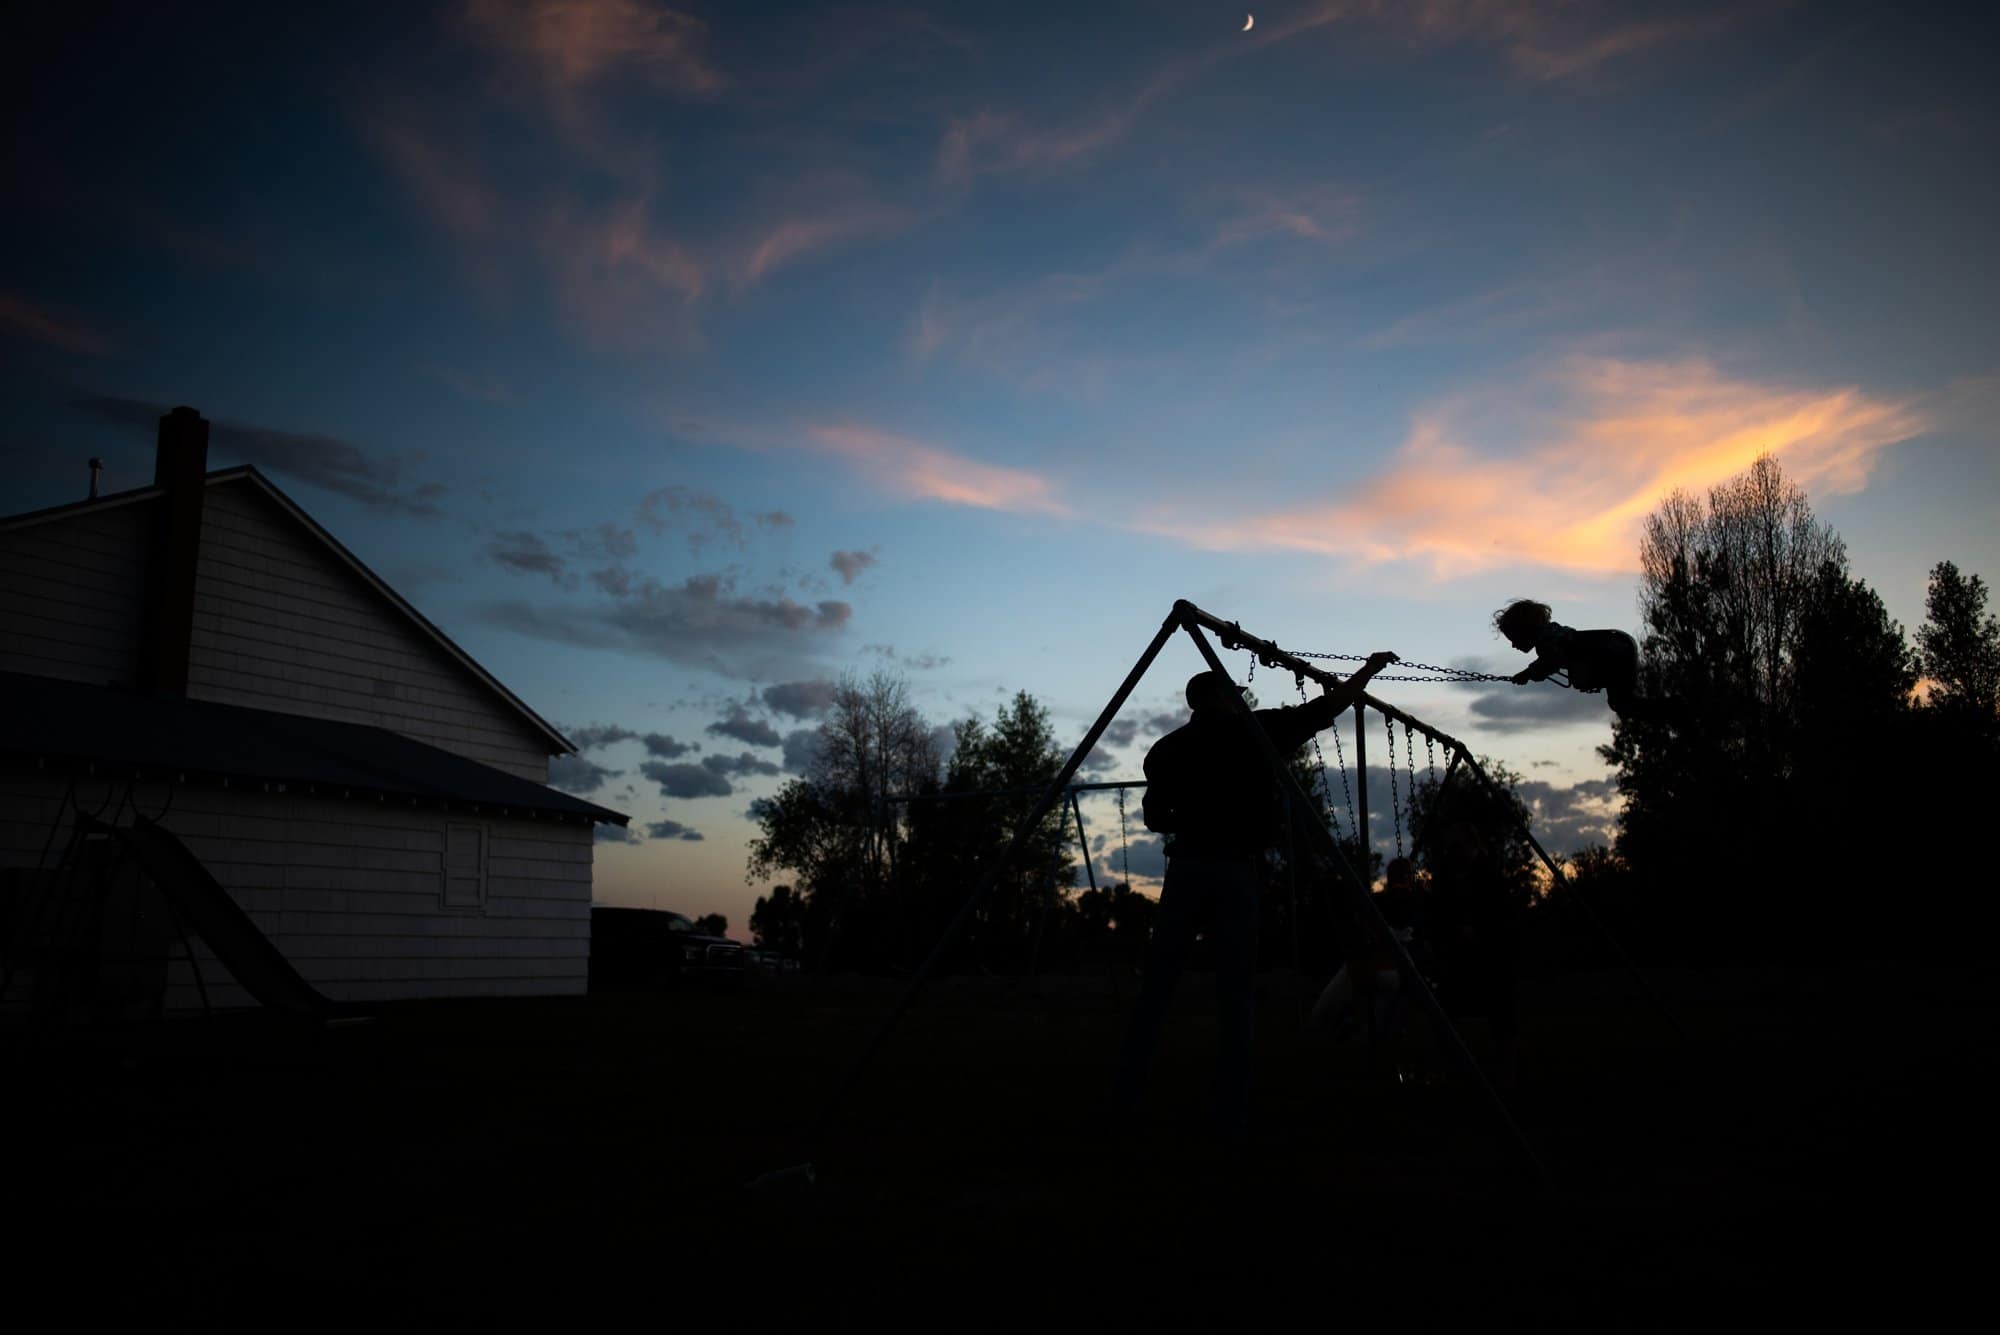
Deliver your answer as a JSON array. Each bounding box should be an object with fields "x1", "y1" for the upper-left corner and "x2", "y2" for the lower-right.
[{"x1": 1111, "y1": 853, "x2": 1260, "y2": 1137}]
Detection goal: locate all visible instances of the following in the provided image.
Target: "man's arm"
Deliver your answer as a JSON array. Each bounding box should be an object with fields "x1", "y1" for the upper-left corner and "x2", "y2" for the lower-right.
[{"x1": 1280, "y1": 651, "x2": 1400, "y2": 737}]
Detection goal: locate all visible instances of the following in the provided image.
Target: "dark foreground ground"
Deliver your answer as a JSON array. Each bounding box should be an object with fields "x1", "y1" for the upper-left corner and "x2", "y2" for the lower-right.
[{"x1": 9, "y1": 963, "x2": 1993, "y2": 1325}]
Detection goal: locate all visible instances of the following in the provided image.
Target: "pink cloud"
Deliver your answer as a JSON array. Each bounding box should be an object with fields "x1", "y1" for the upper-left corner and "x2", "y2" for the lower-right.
[
  {"x1": 460, "y1": 0, "x2": 727, "y2": 97},
  {"x1": 1144, "y1": 357, "x2": 1928, "y2": 577},
  {"x1": 0, "y1": 293, "x2": 112, "y2": 356},
  {"x1": 805, "y1": 424, "x2": 1069, "y2": 517},
  {"x1": 736, "y1": 178, "x2": 912, "y2": 287}
]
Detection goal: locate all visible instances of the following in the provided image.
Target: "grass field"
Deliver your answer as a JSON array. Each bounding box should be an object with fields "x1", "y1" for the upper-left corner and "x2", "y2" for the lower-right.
[{"x1": 10, "y1": 963, "x2": 1989, "y2": 1324}]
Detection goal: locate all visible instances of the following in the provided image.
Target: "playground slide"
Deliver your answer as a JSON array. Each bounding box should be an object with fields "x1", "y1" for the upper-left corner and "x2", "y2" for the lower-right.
[{"x1": 89, "y1": 816, "x2": 336, "y2": 1018}]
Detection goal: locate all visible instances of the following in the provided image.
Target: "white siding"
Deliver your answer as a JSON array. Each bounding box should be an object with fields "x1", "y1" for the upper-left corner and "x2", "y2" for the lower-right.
[
  {"x1": 184, "y1": 483, "x2": 552, "y2": 781},
  {"x1": 0, "y1": 501, "x2": 149, "y2": 685},
  {"x1": 0, "y1": 778, "x2": 594, "y2": 1008}
]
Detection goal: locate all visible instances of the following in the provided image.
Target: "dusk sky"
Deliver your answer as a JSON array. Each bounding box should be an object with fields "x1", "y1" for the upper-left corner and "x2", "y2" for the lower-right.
[{"x1": 5, "y1": 0, "x2": 1995, "y2": 933}]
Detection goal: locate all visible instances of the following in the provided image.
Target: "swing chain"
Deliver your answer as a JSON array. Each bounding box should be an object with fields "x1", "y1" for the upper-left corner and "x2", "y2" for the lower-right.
[
  {"x1": 1289, "y1": 648, "x2": 1512, "y2": 683},
  {"x1": 1116, "y1": 787, "x2": 1130, "y2": 887},
  {"x1": 1328, "y1": 704, "x2": 1357, "y2": 839},
  {"x1": 1386, "y1": 711, "x2": 1404, "y2": 859},
  {"x1": 1298, "y1": 673, "x2": 1340, "y2": 836}
]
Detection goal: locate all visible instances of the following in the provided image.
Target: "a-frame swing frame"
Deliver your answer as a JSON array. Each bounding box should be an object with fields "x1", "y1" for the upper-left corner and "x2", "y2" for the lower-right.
[{"x1": 798, "y1": 599, "x2": 1672, "y2": 1183}]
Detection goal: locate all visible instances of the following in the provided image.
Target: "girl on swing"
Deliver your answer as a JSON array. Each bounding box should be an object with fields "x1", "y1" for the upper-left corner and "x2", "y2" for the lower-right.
[{"x1": 1494, "y1": 599, "x2": 1649, "y2": 719}]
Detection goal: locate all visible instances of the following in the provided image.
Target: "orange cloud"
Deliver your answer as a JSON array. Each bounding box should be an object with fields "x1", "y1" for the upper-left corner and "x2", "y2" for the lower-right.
[
  {"x1": 805, "y1": 425, "x2": 1069, "y2": 517},
  {"x1": 460, "y1": 0, "x2": 726, "y2": 97},
  {"x1": 0, "y1": 293, "x2": 112, "y2": 356},
  {"x1": 1148, "y1": 357, "x2": 1928, "y2": 577}
]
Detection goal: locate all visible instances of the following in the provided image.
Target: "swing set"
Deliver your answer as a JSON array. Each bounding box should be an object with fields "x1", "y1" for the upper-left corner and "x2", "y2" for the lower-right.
[{"x1": 776, "y1": 599, "x2": 1674, "y2": 1186}]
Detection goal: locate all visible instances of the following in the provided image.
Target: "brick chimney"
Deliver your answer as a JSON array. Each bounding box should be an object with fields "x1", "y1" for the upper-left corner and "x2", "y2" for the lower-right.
[{"x1": 140, "y1": 405, "x2": 210, "y2": 696}]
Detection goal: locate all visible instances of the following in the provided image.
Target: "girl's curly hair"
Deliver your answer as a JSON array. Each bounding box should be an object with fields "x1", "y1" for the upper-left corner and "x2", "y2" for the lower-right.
[{"x1": 1493, "y1": 599, "x2": 1552, "y2": 639}]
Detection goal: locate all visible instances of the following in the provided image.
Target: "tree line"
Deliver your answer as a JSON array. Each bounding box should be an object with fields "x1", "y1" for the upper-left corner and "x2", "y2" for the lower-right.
[{"x1": 1585, "y1": 456, "x2": 1999, "y2": 962}]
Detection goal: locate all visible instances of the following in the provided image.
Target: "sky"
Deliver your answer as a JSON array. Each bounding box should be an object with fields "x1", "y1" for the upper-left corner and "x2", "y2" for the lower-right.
[{"x1": 4, "y1": 0, "x2": 1996, "y2": 935}]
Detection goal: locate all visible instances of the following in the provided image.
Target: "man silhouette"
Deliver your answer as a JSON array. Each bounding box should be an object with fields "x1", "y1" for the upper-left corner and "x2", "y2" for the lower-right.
[{"x1": 1113, "y1": 651, "x2": 1399, "y2": 1138}]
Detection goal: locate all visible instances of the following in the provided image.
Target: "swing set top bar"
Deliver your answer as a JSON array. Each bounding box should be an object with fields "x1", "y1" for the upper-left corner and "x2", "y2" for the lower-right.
[{"x1": 1173, "y1": 600, "x2": 1467, "y2": 755}]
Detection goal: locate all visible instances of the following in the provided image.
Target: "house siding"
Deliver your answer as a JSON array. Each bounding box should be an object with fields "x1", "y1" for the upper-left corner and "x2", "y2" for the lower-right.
[
  {"x1": 184, "y1": 483, "x2": 552, "y2": 782},
  {"x1": 0, "y1": 500, "x2": 149, "y2": 685},
  {"x1": 0, "y1": 778, "x2": 594, "y2": 1008}
]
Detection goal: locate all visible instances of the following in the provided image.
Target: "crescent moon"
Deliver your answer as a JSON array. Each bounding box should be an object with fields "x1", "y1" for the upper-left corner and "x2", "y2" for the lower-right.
[{"x1": 1243, "y1": 14, "x2": 1254, "y2": 31}]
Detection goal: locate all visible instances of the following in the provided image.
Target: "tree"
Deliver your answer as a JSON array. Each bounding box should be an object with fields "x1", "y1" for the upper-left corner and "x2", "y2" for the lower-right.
[
  {"x1": 1790, "y1": 560, "x2": 1915, "y2": 760},
  {"x1": 1601, "y1": 456, "x2": 1919, "y2": 958},
  {"x1": 749, "y1": 885, "x2": 804, "y2": 956},
  {"x1": 746, "y1": 671, "x2": 941, "y2": 971},
  {"x1": 1408, "y1": 756, "x2": 1536, "y2": 898},
  {"x1": 1916, "y1": 560, "x2": 2000, "y2": 734},
  {"x1": 1072, "y1": 887, "x2": 1168, "y2": 971},
  {"x1": 1909, "y1": 561, "x2": 2000, "y2": 955},
  {"x1": 693, "y1": 912, "x2": 728, "y2": 938},
  {"x1": 906, "y1": 691, "x2": 1072, "y2": 971}
]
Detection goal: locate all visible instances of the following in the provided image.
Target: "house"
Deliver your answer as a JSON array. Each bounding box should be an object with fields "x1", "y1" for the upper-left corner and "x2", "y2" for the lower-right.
[{"x1": 0, "y1": 405, "x2": 627, "y2": 1010}]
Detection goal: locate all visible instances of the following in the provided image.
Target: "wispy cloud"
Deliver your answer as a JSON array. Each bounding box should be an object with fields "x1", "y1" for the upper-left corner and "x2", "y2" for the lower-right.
[
  {"x1": 0, "y1": 292, "x2": 114, "y2": 356},
  {"x1": 737, "y1": 175, "x2": 913, "y2": 287},
  {"x1": 542, "y1": 195, "x2": 705, "y2": 346},
  {"x1": 1143, "y1": 357, "x2": 1928, "y2": 577},
  {"x1": 75, "y1": 397, "x2": 448, "y2": 517},
  {"x1": 1209, "y1": 185, "x2": 1364, "y2": 249},
  {"x1": 484, "y1": 570, "x2": 851, "y2": 678},
  {"x1": 805, "y1": 424, "x2": 1069, "y2": 517},
  {"x1": 1274, "y1": 0, "x2": 1732, "y2": 86},
  {"x1": 931, "y1": 0, "x2": 1703, "y2": 197},
  {"x1": 909, "y1": 272, "x2": 1106, "y2": 369},
  {"x1": 459, "y1": 0, "x2": 727, "y2": 100},
  {"x1": 936, "y1": 103, "x2": 1143, "y2": 185},
  {"x1": 365, "y1": 116, "x2": 496, "y2": 241},
  {"x1": 933, "y1": 45, "x2": 1220, "y2": 187}
]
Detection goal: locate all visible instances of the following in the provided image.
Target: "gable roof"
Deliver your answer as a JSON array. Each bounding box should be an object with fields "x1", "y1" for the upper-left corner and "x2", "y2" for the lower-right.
[
  {"x1": 0, "y1": 466, "x2": 576, "y2": 756},
  {"x1": 0, "y1": 671, "x2": 624, "y2": 825}
]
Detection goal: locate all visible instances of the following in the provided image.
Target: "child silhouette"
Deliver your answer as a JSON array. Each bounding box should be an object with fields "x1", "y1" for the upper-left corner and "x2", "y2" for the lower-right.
[{"x1": 1494, "y1": 599, "x2": 1646, "y2": 719}]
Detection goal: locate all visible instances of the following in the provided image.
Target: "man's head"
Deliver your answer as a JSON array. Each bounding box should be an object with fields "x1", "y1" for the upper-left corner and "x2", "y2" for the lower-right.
[{"x1": 1186, "y1": 671, "x2": 1253, "y2": 714}]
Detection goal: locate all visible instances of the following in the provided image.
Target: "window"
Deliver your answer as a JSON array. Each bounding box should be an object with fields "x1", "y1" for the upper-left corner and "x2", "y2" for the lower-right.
[{"x1": 443, "y1": 822, "x2": 486, "y2": 909}]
